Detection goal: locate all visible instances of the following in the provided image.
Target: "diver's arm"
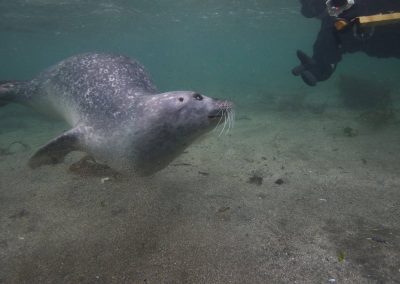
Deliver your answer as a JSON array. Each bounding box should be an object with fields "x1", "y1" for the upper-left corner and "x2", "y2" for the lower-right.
[
  {"x1": 311, "y1": 19, "x2": 342, "y2": 81},
  {"x1": 292, "y1": 18, "x2": 342, "y2": 86}
]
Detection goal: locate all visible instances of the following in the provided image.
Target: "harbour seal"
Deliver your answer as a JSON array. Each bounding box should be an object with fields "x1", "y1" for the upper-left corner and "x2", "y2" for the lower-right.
[{"x1": 0, "y1": 53, "x2": 233, "y2": 176}]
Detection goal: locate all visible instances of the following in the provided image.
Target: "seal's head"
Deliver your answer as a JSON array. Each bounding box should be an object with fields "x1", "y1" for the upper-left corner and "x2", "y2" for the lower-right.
[
  {"x1": 131, "y1": 91, "x2": 234, "y2": 175},
  {"x1": 151, "y1": 91, "x2": 232, "y2": 129}
]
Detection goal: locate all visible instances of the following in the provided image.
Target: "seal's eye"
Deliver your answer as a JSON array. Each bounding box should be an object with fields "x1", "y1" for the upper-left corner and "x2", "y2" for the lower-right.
[
  {"x1": 193, "y1": 93, "x2": 203, "y2": 101},
  {"x1": 178, "y1": 97, "x2": 184, "y2": 102}
]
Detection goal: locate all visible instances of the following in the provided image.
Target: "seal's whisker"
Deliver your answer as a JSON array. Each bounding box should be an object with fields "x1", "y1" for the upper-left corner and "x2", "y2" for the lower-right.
[
  {"x1": 212, "y1": 107, "x2": 226, "y2": 133},
  {"x1": 218, "y1": 109, "x2": 228, "y2": 137},
  {"x1": 229, "y1": 109, "x2": 234, "y2": 131},
  {"x1": 225, "y1": 109, "x2": 230, "y2": 133},
  {"x1": 225, "y1": 109, "x2": 231, "y2": 135},
  {"x1": 212, "y1": 102, "x2": 234, "y2": 136},
  {"x1": 230, "y1": 109, "x2": 235, "y2": 131},
  {"x1": 221, "y1": 109, "x2": 230, "y2": 136},
  {"x1": 227, "y1": 111, "x2": 231, "y2": 134},
  {"x1": 226, "y1": 108, "x2": 234, "y2": 134},
  {"x1": 212, "y1": 110, "x2": 224, "y2": 133}
]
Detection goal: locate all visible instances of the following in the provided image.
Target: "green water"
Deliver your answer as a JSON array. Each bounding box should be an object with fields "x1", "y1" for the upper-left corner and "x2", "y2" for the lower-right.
[
  {"x1": 0, "y1": 1, "x2": 313, "y2": 97},
  {"x1": 1, "y1": 1, "x2": 400, "y2": 283},
  {"x1": 2, "y1": 1, "x2": 399, "y2": 102}
]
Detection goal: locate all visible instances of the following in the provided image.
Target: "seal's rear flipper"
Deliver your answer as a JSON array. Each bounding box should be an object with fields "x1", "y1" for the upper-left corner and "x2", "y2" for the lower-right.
[
  {"x1": 0, "y1": 80, "x2": 22, "y2": 107},
  {"x1": 29, "y1": 127, "x2": 84, "y2": 169}
]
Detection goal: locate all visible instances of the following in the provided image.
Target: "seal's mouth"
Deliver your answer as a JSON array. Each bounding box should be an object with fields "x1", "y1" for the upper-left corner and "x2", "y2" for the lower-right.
[
  {"x1": 208, "y1": 114, "x2": 222, "y2": 120},
  {"x1": 208, "y1": 99, "x2": 235, "y2": 135},
  {"x1": 208, "y1": 100, "x2": 233, "y2": 121}
]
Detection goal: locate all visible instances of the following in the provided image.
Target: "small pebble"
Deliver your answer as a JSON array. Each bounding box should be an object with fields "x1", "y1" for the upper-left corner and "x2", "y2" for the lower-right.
[
  {"x1": 370, "y1": 236, "x2": 387, "y2": 244},
  {"x1": 248, "y1": 175, "x2": 263, "y2": 186},
  {"x1": 328, "y1": 279, "x2": 336, "y2": 283},
  {"x1": 218, "y1": 206, "x2": 230, "y2": 213},
  {"x1": 101, "y1": 177, "x2": 111, "y2": 183},
  {"x1": 275, "y1": 178, "x2": 284, "y2": 185}
]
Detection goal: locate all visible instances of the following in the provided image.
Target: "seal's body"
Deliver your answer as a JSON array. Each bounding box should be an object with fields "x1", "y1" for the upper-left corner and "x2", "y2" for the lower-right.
[{"x1": 0, "y1": 53, "x2": 233, "y2": 175}]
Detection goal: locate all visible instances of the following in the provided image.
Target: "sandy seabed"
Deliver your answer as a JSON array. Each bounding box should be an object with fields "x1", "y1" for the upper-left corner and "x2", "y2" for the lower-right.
[{"x1": 0, "y1": 99, "x2": 399, "y2": 283}]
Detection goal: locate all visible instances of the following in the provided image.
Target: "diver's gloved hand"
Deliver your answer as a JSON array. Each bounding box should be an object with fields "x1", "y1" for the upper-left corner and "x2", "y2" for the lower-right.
[{"x1": 292, "y1": 50, "x2": 318, "y2": 87}]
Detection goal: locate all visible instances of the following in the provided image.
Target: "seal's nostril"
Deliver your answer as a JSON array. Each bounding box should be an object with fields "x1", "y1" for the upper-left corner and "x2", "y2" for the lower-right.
[{"x1": 179, "y1": 97, "x2": 184, "y2": 102}]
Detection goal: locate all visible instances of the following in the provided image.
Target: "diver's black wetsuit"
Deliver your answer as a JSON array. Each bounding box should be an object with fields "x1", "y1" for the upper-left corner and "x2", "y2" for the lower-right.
[{"x1": 294, "y1": 0, "x2": 400, "y2": 86}]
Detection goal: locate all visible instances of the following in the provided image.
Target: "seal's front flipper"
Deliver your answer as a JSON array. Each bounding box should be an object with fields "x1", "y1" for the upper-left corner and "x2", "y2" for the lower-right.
[{"x1": 29, "y1": 127, "x2": 84, "y2": 169}]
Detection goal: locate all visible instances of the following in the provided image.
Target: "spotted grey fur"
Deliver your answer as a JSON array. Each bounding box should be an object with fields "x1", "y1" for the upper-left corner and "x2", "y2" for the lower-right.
[{"x1": 0, "y1": 53, "x2": 233, "y2": 175}]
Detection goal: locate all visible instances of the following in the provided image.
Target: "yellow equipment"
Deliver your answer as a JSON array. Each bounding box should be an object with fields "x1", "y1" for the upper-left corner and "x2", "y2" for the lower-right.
[
  {"x1": 357, "y1": 12, "x2": 400, "y2": 27},
  {"x1": 334, "y1": 12, "x2": 400, "y2": 31}
]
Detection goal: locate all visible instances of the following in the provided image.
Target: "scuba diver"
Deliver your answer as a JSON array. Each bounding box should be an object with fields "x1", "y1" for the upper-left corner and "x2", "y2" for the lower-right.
[{"x1": 293, "y1": 0, "x2": 400, "y2": 86}]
